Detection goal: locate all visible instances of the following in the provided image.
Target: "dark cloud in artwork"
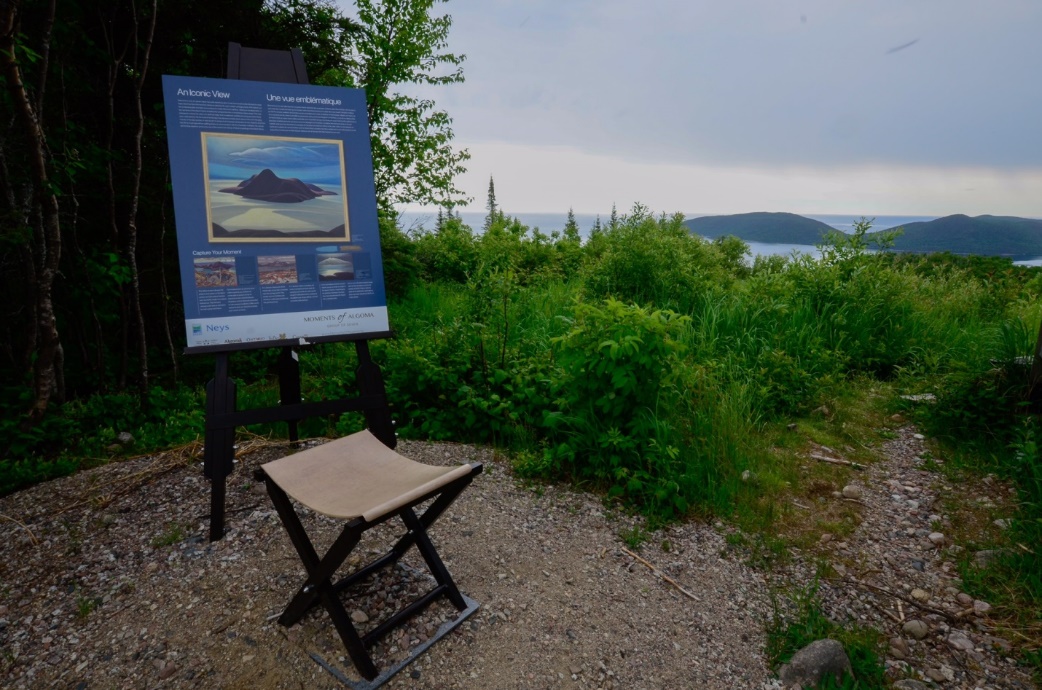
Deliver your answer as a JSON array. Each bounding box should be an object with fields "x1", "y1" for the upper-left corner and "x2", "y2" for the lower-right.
[{"x1": 223, "y1": 145, "x2": 340, "y2": 169}]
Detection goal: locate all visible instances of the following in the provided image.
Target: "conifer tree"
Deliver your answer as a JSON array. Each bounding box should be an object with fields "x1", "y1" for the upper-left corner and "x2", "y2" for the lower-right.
[
  {"x1": 590, "y1": 215, "x2": 603, "y2": 238},
  {"x1": 484, "y1": 176, "x2": 498, "y2": 230},
  {"x1": 609, "y1": 203, "x2": 619, "y2": 230},
  {"x1": 564, "y1": 207, "x2": 581, "y2": 242}
]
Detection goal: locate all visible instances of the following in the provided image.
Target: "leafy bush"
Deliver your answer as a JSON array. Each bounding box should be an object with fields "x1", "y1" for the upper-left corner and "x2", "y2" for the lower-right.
[
  {"x1": 919, "y1": 317, "x2": 1035, "y2": 445},
  {"x1": 378, "y1": 212, "x2": 421, "y2": 298},
  {"x1": 413, "y1": 215, "x2": 479, "y2": 283},
  {"x1": 1, "y1": 384, "x2": 205, "y2": 495},
  {"x1": 581, "y1": 205, "x2": 732, "y2": 314},
  {"x1": 531, "y1": 299, "x2": 696, "y2": 517}
]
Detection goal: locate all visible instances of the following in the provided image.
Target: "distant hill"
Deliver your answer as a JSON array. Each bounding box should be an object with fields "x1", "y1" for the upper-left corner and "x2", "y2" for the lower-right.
[
  {"x1": 873, "y1": 215, "x2": 1042, "y2": 256},
  {"x1": 684, "y1": 212, "x2": 835, "y2": 244},
  {"x1": 684, "y1": 211, "x2": 1042, "y2": 257}
]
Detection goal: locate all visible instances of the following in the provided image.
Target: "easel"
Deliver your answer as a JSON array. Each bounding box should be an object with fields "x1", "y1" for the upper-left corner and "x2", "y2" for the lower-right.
[{"x1": 203, "y1": 44, "x2": 394, "y2": 541}]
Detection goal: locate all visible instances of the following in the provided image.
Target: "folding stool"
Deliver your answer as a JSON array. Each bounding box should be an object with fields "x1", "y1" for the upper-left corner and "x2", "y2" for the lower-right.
[{"x1": 259, "y1": 429, "x2": 482, "y2": 686}]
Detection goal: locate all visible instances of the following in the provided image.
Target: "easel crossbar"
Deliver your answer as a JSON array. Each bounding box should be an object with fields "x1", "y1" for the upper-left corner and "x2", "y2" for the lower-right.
[{"x1": 207, "y1": 395, "x2": 387, "y2": 429}]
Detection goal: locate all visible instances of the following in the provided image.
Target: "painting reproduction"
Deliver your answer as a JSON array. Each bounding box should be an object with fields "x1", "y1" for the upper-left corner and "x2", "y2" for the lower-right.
[
  {"x1": 202, "y1": 133, "x2": 349, "y2": 243},
  {"x1": 194, "y1": 257, "x2": 238, "y2": 287}
]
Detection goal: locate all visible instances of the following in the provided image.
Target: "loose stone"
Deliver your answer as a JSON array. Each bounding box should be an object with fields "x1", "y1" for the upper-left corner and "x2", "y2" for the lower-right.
[
  {"x1": 841, "y1": 485, "x2": 862, "y2": 499},
  {"x1": 948, "y1": 632, "x2": 974, "y2": 651},
  {"x1": 888, "y1": 637, "x2": 909, "y2": 660},
  {"x1": 902, "y1": 620, "x2": 929, "y2": 640}
]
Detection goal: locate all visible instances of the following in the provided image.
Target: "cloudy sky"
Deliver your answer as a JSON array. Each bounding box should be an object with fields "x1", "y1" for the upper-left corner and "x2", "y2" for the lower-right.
[{"x1": 361, "y1": 1, "x2": 1042, "y2": 217}]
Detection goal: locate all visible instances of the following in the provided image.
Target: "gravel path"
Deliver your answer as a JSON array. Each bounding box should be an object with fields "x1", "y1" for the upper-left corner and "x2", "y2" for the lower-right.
[
  {"x1": 777, "y1": 426, "x2": 1036, "y2": 689},
  {"x1": 1, "y1": 426, "x2": 1036, "y2": 689},
  {"x1": 0, "y1": 439, "x2": 775, "y2": 689}
]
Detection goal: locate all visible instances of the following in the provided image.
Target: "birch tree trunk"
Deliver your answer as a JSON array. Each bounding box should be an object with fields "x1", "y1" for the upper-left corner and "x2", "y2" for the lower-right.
[
  {"x1": 0, "y1": 0, "x2": 65, "y2": 421},
  {"x1": 124, "y1": 0, "x2": 159, "y2": 395}
]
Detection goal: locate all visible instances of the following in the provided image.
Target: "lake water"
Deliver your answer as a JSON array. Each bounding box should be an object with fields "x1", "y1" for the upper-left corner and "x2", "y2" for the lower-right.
[
  {"x1": 397, "y1": 209, "x2": 1042, "y2": 265},
  {"x1": 396, "y1": 210, "x2": 945, "y2": 260}
]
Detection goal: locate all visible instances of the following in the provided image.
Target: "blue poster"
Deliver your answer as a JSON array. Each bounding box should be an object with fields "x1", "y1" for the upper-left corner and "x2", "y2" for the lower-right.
[{"x1": 162, "y1": 75, "x2": 389, "y2": 352}]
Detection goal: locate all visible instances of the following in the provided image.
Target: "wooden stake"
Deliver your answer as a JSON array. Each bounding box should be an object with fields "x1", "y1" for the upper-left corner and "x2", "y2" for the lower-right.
[
  {"x1": 621, "y1": 547, "x2": 700, "y2": 602},
  {"x1": 810, "y1": 453, "x2": 866, "y2": 470}
]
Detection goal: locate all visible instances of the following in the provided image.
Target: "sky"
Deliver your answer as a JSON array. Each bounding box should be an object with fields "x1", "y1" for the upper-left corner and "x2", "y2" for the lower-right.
[{"x1": 346, "y1": 1, "x2": 1042, "y2": 218}]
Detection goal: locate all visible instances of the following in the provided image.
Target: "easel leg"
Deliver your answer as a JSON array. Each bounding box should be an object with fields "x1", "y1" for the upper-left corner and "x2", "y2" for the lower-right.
[
  {"x1": 278, "y1": 346, "x2": 301, "y2": 444},
  {"x1": 355, "y1": 340, "x2": 395, "y2": 449},
  {"x1": 205, "y1": 352, "x2": 237, "y2": 541}
]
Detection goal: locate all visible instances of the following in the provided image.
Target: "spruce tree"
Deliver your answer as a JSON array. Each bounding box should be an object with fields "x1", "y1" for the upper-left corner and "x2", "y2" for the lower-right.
[
  {"x1": 609, "y1": 203, "x2": 619, "y2": 230},
  {"x1": 564, "y1": 207, "x2": 580, "y2": 243},
  {"x1": 484, "y1": 176, "x2": 498, "y2": 231}
]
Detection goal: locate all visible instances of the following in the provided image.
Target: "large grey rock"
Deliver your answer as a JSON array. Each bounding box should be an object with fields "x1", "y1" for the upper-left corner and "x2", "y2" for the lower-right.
[{"x1": 778, "y1": 639, "x2": 852, "y2": 688}]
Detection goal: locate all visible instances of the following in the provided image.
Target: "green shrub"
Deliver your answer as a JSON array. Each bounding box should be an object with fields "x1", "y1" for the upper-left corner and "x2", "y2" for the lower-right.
[
  {"x1": 535, "y1": 299, "x2": 696, "y2": 517},
  {"x1": 919, "y1": 318, "x2": 1034, "y2": 445},
  {"x1": 413, "y1": 216, "x2": 479, "y2": 283},
  {"x1": 0, "y1": 384, "x2": 205, "y2": 495},
  {"x1": 581, "y1": 205, "x2": 731, "y2": 313},
  {"x1": 378, "y1": 212, "x2": 421, "y2": 298}
]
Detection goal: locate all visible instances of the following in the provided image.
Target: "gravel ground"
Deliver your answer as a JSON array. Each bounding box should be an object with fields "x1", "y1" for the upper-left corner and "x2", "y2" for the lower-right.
[
  {"x1": 777, "y1": 425, "x2": 1037, "y2": 689},
  {"x1": 0, "y1": 438, "x2": 775, "y2": 689}
]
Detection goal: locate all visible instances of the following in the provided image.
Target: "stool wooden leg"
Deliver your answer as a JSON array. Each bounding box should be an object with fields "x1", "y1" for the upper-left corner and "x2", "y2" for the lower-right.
[
  {"x1": 401, "y1": 507, "x2": 466, "y2": 610},
  {"x1": 265, "y1": 476, "x2": 380, "y2": 679},
  {"x1": 321, "y1": 585, "x2": 379, "y2": 680},
  {"x1": 280, "y1": 524, "x2": 362, "y2": 626}
]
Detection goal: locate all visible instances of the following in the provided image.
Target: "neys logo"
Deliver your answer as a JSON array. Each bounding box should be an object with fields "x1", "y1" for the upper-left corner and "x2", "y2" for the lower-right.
[
  {"x1": 205, "y1": 324, "x2": 230, "y2": 333},
  {"x1": 192, "y1": 324, "x2": 202, "y2": 335}
]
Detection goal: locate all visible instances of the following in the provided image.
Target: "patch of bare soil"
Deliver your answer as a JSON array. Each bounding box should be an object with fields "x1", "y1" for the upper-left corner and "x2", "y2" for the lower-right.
[{"x1": 0, "y1": 439, "x2": 774, "y2": 689}]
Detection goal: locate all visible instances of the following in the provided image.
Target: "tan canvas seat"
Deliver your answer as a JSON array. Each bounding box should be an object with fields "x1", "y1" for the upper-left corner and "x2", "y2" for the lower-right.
[
  {"x1": 260, "y1": 429, "x2": 482, "y2": 687},
  {"x1": 262, "y1": 430, "x2": 473, "y2": 522}
]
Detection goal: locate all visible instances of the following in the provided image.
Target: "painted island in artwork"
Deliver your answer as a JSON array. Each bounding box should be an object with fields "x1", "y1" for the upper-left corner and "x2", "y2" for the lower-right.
[{"x1": 202, "y1": 133, "x2": 350, "y2": 242}]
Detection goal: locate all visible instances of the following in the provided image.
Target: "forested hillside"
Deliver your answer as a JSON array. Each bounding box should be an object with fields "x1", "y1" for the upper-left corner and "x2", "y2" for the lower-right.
[
  {"x1": 875, "y1": 214, "x2": 1042, "y2": 256},
  {"x1": 684, "y1": 211, "x2": 834, "y2": 243}
]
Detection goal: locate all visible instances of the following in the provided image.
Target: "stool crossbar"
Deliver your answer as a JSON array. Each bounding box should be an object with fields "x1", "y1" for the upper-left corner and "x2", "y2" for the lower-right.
[{"x1": 259, "y1": 429, "x2": 482, "y2": 686}]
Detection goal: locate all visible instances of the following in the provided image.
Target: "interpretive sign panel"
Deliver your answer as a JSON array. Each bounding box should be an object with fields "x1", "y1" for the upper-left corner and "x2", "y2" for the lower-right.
[{"x1": 162, "y1": 75, "x2": 389, "y2": 352}]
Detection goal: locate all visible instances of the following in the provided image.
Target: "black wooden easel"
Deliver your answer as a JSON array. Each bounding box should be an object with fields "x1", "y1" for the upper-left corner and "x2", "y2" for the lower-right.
[{"x1": 203, "y1": 44, "x2": 394, "y2": 541}]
